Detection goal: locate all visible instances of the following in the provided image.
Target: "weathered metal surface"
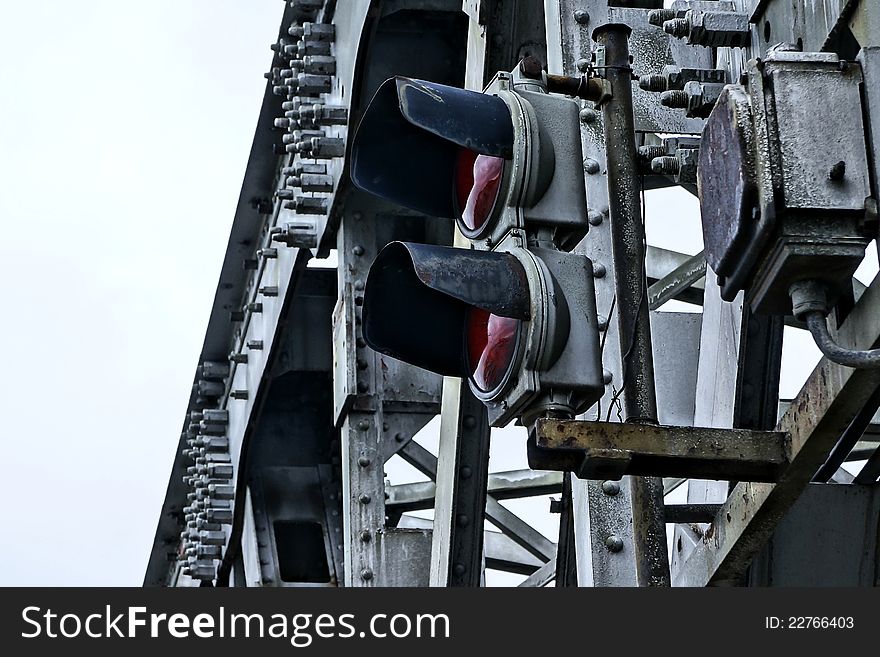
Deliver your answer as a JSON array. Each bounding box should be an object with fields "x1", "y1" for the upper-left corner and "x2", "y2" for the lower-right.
[
  {"x1": 531, "y1": 418, "x2": 790, "y2": 481},
  {"x1": 648, "y1": 251, "x2": 706, "y2": 309},
  {"x1": 665, "y1": 504, "x2": 723, "y2": 524},
  {"x1": 593, "y1": 22, "x2": 669, "y2": 587},
  {"x1": 374, "y1": 528, "x2": 433, "y2": 587},
  {"x1": 748, "y1": 483, "x2": 880, "y2": 586},
  {"x1": 674, "y1": 275, "x2": 880, "y2": 586},
  {"x1": 429, "y1": 377, "x2": 491, "y2": 587}
]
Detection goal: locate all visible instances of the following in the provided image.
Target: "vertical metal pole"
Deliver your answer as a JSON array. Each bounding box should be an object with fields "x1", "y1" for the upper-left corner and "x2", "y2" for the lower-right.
[
  {"x1": 429, "y1": 377, "x2": 491, "y2": 586},
  {"x1": 592, "y1": 23, "x2": 669, "y2": 587}
]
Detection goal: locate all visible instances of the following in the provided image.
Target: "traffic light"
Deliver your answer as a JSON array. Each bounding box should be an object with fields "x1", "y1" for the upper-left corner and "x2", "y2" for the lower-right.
[
  {"x1": 350, "y1": 66, "x2": 604, "y2": 427},
  {"x1": 351, "y1": 72, "x2": 589, "y2": 250}
]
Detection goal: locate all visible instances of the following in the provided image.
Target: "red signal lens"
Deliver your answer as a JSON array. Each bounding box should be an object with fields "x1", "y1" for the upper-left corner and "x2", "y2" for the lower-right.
[
  {"x1": 454, "y1": 148, "x2": 504, "y2": 232},
  {"x1": 466, "y1": 307, "x2": 520, "y2": 392}
]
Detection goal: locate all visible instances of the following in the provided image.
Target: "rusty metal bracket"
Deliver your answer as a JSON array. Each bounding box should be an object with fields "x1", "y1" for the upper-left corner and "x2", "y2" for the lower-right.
[{"x1": 528, "y1": 419, "x2": 791, "y2": 482}]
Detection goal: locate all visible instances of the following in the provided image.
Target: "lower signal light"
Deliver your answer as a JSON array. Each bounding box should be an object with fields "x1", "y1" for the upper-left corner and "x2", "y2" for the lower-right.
[{"x1": 466, "y1": 307, "x2": 520, "y2": 392}]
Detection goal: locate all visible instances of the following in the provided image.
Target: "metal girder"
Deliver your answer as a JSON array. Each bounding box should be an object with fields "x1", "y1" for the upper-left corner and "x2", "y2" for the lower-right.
[
  {"x1": 517, "y1": 560, "x2": 557, "y2": 588},
  {"x1": 399, "y1": 516, "x2": 544, "y2": 575},
  {"x1": 429, "y1": 378, "x2": 491, "y2": 587},
  {"x1": 386, "y1": 469, "x2": 563, "y2": 512},
  {"x1": 648, "y1": 251, "x2": 706, "y2": 310},
  {"x1": 674, "y1": 275, "x2": 880, "y2": 586},
  {"x1": 398, "y1": 439, "x2": 557, "y2": 567},
  {"x1": 530, "y1": 419, "x2": 789, "y2": 482}
]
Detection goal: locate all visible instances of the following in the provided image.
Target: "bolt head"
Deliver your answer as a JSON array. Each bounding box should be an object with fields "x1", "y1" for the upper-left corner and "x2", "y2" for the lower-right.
[
  {"x1": 602, "y1": 369, "x2": 613, "y2": 385},
  {"x1": 605, "y1": 535, "x2": 624, "y2": 552},
  {"x1": 601, "y1": 480, "x2": 620, "y2": 496},
  {"x1": 360, "y1": 568, "x2": 373, "y2": 581},
  {"x1": 579, "y1": 108, "x2": 598, "y2": 124},
  {"x1": 359, "y1": 494, "x2": 372, "y2": 504},
  {"x1": 452, "y1": 563, "x2": 466, "y2": 576},
  {"x1": 574, "y1": 10, "x2": 589, "y2": 25},
  {"x1": 359, "y1": 530, "x2": 372, "y2": 543},
  {"x1": 357, "y1": 456, "x2": 371, "y2": 468}
]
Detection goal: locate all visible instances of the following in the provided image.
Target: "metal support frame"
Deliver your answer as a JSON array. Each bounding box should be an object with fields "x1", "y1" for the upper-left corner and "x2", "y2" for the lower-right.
[
  {"x1": 593, "y1": 22, "x2": 669, "y2": 588},
  {"x1": 531, "y1": 419, "x2": 789, "y2": 482},
  {"x1": 675, "y1": 275, "x2": 880, "y2": 586},
  {"x1": 429, "y1": 378, "x2": 492, "y2": 586}
]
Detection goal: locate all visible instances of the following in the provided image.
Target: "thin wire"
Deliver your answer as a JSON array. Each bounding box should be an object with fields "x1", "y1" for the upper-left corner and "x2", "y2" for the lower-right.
[
  {"x1": 605, "y1": 175, "x2": 649, "y2": 422},
  {"x1": 594, "y1": 294, "x2": 617, "y2": 421}
]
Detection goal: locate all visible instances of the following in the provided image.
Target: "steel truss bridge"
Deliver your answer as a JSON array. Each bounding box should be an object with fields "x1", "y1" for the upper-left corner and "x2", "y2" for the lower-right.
[{"x1": 146, "y1": 0, "x2": 880, "y2": 587}]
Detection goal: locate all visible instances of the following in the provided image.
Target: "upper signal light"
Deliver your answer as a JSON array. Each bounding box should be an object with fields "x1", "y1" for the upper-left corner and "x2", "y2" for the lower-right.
[{"x1": 351, "y1": 72, "x2": 589, "y2": 250}]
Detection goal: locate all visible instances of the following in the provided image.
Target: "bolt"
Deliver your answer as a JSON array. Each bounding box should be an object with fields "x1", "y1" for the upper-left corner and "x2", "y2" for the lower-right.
[
  {"x1": 639, "y1": 74, "x2": 668, "y2": 92},
  {"x1": 358, "y1": 456, "x2": 371, "y2": 468},
  {"x1": 452, "y1": 563, "x2": 466, "y2": 576},
  {"x1": 605, "y1": 535, "x2": 624, "y2": 553},
  {"x1": 360, "y1": 568, "x2": 373, "y2": 581},
  {"x1": 579, "y1": 108, "x2": 597, "y2": 124},
  {"x1": 356, "y1": 381, "x2": 369, "y2": 393},
  {"x1": 463, "y1": 414, "x2": 477, "y2": 429},
  {"x1": 549, "y1": 499, "x2": 563, "y2": 514},
  {"x1": 663, "y1": 18, "x2": 691, "y2": 39},
  {"x1": 247, "y1": 302, "x2": 263, "y2": 313},
  {"x1": 648, "y1": 9, "x2": 676, "y2": 27},
  {"x1": 638, "y1": 145, "x2": 667, "y2": 163},
  {"x1": 588, "y1": 210, "x2": 604, "y2": 226},
  {"x1": 584, "y1": 158, "x2": 600, "y2": 175},
  {"x1": 660, "y1": 89, "x2": 689, "y2": 109},
  {"x1": 597, "y1": 315, "x2": 608, "y2": 331},
  {"x1": 601, "y1": 480, "x2": 620, "y2": 496},
  {"x1": 352, "y1": 245, "x2": 364, "y2": 257},
  {"x1": 575, "y1": 58, "x2": 590, "y2": 73},
  {"x1": 829, "y1": 161, "x2": 846, "y2": 181},
  {"x1": 394, "y1": 432, "x2": 406, "y2": 443},
  {"x1": 230, "y1": 390, "x2": 248, "y2": 400},
  {"x1": 356, "y1": 358, "x2": 368, "y2": 370},
  {"x1": 602, "y1": 369, "x2": 613, "y2": 385},
  {"x1": 518, "y1": 56, "x2": 543, "y2": 79},
  {"x1": 259, "y1": 285, "x2": 279, "y2": 297},
  {"x1": 652, "y1": 156, "x2": 681, "y2": 176},
  {"x1": 247, "y1": 340, "x2": 263, "y2": 350},
  {"x1": 359, "y1": 530, "x2": 372, "y2": 543},
  {"x1": 592, "y1": 262, "x2": 606, "y2": 278},
  {"x1": 357, "y1": 420, "x2": 370, "y2": 431},
  {"x1": 359, "y1": 494, "x2": 371, "y2": 504},
  {"x1": 460, "y1": 466, "x2": 472, "y2": 479},
  {"x1": 456, "y1": 514, "x2": 469, "y2": 527},
  {"x1": 574, "y1": 10, "x2": 589, "y2": 25}
]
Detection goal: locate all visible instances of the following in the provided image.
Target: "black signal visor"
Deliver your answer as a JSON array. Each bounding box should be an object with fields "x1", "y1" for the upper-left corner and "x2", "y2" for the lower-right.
[
  {"x1": 362, "y1": 242, "x2": 530, "y2": 377},
  {"x1": 351, "y1": 77, "x2": 514, "y2": 218}
]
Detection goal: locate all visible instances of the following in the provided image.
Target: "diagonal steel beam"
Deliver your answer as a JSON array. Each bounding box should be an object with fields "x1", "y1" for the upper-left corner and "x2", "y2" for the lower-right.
[
  {"x1": 399, "y1": 440, "x2": 556, "y2": 563},
  {"x1": 674, "y1": 275, "x2": 880, "y2": 586},
  {"x1": 517, "y1": 559, "x2": 557, "y2": 588},
  {"x1": 386, "y1": 470, "x2": 563, "y2": 512},
  {"x1": 648, "y1": 251, "x2": 706, "y2": 310}
]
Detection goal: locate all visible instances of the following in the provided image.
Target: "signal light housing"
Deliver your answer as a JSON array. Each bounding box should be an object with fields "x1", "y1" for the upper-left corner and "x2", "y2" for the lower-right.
[
  {"x1": 363, "y1": 239, "x2": 604, "y2": 427},
  {"x1": 351, "y1": 73, "x2": 589, "y2": 250}
]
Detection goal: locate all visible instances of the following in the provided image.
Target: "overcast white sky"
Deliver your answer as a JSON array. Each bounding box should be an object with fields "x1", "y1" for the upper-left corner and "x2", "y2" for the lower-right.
[
  {"x1": 0, "y1": 1, "x2": 280, "y2": 585},
  {"x1": 1, "y1": 2, "x2": 875, "y2": 588}
]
